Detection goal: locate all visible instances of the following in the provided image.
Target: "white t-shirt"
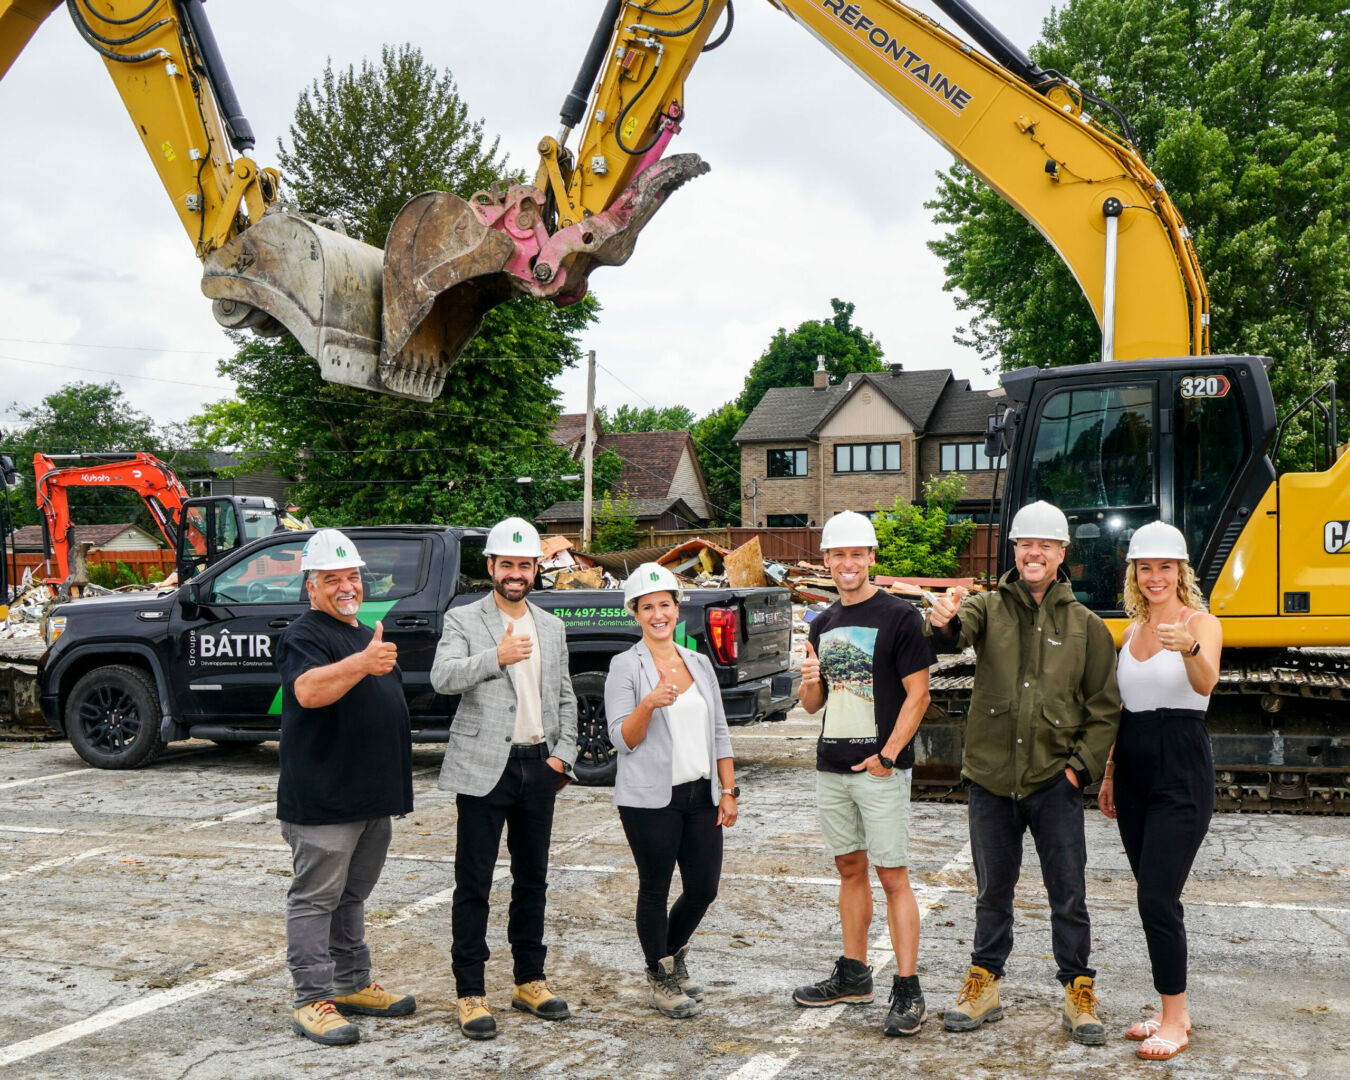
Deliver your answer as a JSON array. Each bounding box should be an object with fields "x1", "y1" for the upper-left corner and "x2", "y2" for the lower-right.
[
  {"x1": 666, "y1": 684, "x2": 711, "y2": 785},
  {"x1": 499, "y1": 607, "x2": 544, "y2": 745}
]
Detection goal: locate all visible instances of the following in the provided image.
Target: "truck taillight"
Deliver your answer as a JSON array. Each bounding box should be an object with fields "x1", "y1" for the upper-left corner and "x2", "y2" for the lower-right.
[{"x1": 708, "y1": 607, "x2": 739, "y2": 665}]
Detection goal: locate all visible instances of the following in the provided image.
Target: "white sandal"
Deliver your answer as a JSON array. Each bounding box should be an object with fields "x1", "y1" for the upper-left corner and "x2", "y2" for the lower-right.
[
  {"x1": 1127, "y1": 1017, "x2": 1192, "y2": 1041},
  {"x1": 1137, "y1": 1034, "x2": 1187, "y2": 1060}
]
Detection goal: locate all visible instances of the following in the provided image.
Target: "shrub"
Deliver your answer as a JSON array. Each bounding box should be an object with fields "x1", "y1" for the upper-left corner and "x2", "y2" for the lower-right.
[{"x1": 872, "y1": 474, "x2": 977, "y2": 577}]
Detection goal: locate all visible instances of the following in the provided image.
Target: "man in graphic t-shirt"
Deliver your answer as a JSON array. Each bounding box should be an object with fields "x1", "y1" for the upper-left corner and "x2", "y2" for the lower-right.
[
  {"x1": 792, "y1": 511, "x2": 936, "y2": 1039},
  {"x1": 276, "y1": 529, "x2": 416, "y2": 1047}
]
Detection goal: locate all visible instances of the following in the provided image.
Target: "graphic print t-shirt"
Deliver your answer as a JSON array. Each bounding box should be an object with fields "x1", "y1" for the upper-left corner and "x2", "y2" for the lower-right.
[{"x1": 808, "y1": 589, "x2": 935, "y2": 773}]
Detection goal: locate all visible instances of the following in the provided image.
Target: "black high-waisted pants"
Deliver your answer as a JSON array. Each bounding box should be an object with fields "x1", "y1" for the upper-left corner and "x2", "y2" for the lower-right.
[{"x1": 1113, "y1": 707, "x2": 1214, "y2": 996}]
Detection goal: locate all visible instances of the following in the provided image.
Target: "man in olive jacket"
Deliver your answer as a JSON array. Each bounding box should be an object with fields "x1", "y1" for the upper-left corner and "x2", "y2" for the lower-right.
[{"x1": 925, "y1": 501, "x2": 1119, "y2": 1046}]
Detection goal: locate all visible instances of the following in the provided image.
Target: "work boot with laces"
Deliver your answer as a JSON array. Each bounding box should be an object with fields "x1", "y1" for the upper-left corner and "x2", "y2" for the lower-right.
[
  {"x1": 791, "y1": 956, "x2": 874, "y2": 1007},
  {"x1": 1062, "y1": 975, "x2": 1106, "y2": 1045},
  {"x1": 292, "y1": 1000, "x2": 360, "y2": 1046},
  {"x1": 943, "y1": 965, "x2": 1002, "y2": 1031},
  {"x1": 883, "y1": 973, "x2": 927, "y2": 1037},
  {"x1": 672, "y1": 943, "x2": 704, "y2": 1002},
  {"x1": 333, "y1": 981, "x2": 416, "y2": 1017},
  {"x1": 647, "y1": 957, "x2": 699, "y2": 1018},
  {"x1": 512, "y1": 978, "x2": 571, "y2": 1020},
  {"x1": 457, "y1": 995, "x2": 497, "y2": 1040}
]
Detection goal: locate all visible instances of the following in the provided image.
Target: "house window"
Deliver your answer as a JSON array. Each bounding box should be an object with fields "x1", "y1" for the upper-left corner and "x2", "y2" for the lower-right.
[
  {"x1": 767, "y1": 448, "x2": 808, "y2": 477},
  {"x1": 940, "y1": 442, "x2": 1007, "y2": 471},
  {"x1": 834, "y1": 442, "x2": 902, "y2": 472},
  {"x1": 766, "y1": 513, "x2": 808, "y2": 528}
]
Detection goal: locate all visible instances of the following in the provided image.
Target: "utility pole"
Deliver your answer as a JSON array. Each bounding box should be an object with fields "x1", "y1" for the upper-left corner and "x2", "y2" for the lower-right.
[{"x1": 582, "y1": 349, "x2": 596, "y2": 552}]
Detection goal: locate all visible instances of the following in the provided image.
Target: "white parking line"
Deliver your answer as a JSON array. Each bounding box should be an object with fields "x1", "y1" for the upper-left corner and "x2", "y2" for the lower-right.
[
  {"x1": 184, "y1": 802, "x2": 276, "y2": 830},
  {"x1": 0, "y1": 824, "x2": 66, "y2": 835},
  {"x1": 0, "y1": 846, "x2": 111, "y2": 884},
  {"x1": 0, "y1": 769, "x2": 89, "y2": 791}
]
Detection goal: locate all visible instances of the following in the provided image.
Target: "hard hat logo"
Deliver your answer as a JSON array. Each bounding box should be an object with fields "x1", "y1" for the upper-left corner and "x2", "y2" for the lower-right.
[
  {"x1": 336, "y1": 546, "x2": 346, "y2": 558},
  {"x1": 484, "y1": 516, "x2": 543, "y2": 558},
  {"x1": 513, "y1": 532, "x2": 522, "y2": 544},
  {"x1": 650, "y1": 571, "x2": 660, "y2": 581},
  {"x1": 624, "y1": 561, "x2": 684, "y2": 613}
]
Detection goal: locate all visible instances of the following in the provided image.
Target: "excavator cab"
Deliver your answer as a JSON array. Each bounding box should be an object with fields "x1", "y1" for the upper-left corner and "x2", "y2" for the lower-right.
[
  {"x1": 174, "y1": 495, "x2": 283, "y2": 583},
  {"x1": 994, "y1": 356, "x2": 1278, "y2": 620}
]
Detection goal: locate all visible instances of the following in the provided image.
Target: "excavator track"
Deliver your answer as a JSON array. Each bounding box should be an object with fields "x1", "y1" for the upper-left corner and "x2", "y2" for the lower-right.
[{"x1": 913, "y1": 651, "x2": 1350, "y2": 814}]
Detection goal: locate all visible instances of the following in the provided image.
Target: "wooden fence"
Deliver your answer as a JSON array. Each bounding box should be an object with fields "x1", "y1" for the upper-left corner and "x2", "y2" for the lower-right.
[{"x1": 7, "y1": 549, "x2": 176, "y2": 584}]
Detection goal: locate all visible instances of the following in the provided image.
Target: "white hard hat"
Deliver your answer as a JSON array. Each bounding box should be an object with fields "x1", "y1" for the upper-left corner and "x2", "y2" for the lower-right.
[
  {"x1": 484, "y1": 516, "x2": 543, "y2": 558},
  {"x1": 623, "y1": 562, "x2": 684, "y2": 613},
  {"x1": 1008, "y1": 500, "x2": 1070, "y2": 542},
  {"x1": 1127, "y1": 521, "x2": 1188, "y2": 561},
  {"x1": 300, "y1": 528, "x2": 365, "y2": 571},
  {"x1": 820, "y1": 510, "x2": 877, "y2": 551}
]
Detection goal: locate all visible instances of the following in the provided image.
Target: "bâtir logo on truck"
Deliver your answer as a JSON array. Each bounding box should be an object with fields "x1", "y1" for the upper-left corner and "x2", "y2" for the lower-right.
[{"x1": 189, "y1": 629, "x2": 274, "y2": 667}]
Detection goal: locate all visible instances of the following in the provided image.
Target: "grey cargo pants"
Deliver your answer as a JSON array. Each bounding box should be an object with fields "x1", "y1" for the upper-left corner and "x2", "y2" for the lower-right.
[{"x1": 280, "y1": 816, "x2": 392, "y2": 1009}]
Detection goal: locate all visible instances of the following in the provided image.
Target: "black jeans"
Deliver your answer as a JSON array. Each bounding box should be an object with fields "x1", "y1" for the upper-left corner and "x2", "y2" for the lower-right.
[
  {"x1": 618, "y1": 779, "x2": 723, "y2": 972},
  {"x1": 451, "y1": 757, "x2": 558, "y2": 996},
  {"x1": 1114, "y1": 708, "x2": 1214, "y2": 996},
  {"x1": 968, "y1": 774, "x2": 1093, "y2": 985}
]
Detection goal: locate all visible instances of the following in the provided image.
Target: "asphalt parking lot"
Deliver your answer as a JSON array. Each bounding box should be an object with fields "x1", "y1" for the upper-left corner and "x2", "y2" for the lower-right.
[{"x1": 1, "y1": 712, "x2": 1347, "y2": 1080}]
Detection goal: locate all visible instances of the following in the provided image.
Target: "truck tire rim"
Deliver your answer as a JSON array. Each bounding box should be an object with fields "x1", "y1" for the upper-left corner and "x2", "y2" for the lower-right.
[
  {"x1": 77, "y1": 686, "x2": 142, "y2": 751},
  {"x1": 575, "y1": 690, "x2": 615, "y2": 768}
]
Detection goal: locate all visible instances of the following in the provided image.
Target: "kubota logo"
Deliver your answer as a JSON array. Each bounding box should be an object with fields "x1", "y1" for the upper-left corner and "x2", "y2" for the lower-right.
[{"x1": 1324, "y1": 521, "x2": 1350, "y2": 554}]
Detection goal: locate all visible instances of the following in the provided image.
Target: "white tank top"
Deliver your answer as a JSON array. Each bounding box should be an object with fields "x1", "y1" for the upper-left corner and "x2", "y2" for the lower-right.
[
  {"x1": 667, "y1": 684, "x2": 712, "y2": 786},
  {"x1": 1116, "y1": 614, "x2": 1211, "y2": 712}
]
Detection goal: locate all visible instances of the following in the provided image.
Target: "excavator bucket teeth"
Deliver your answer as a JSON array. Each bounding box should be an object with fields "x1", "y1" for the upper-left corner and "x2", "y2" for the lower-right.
[
  {"x1": 201, "y1": 209, "x2": 393, "y2": 395},
  {"x1": 378, "y1": 190, "x2": 524, "y2": 402}
]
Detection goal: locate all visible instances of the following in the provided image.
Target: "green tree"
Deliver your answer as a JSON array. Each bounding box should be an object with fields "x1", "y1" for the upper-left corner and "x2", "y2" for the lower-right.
[
  {"x1": 596, "y1": 404, "x2": 697, "y2": 433},
  {"x1": 591, "y1": 489, "x2": 640, "y2": 554},
  {"x1": 277, "y1": 44, "x2": 508, "y2": 247},
  {"x1": 191, "y1": 48, "x2": 602, "y2": 525},
  {"x1": 690, "y1": 401, "x2": 746, "y2": 525},
  {"x1": 872, "y1": 474, "x2": 976, "y2": 578},
  {"x1": 736, "y1": 298, "x2": 886, "y2": 415},
  {"x1": 0, "y1": 382, "x2": 167, "y2": 529},
  {"x1": 926, "y1": 0, "x2": 1350, "y2": 467}
]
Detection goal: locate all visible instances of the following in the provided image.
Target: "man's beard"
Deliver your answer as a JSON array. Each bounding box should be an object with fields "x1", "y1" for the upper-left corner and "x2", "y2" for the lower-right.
[{"x1": 494, "y1": 576, "x2": 532, "y2": 601}]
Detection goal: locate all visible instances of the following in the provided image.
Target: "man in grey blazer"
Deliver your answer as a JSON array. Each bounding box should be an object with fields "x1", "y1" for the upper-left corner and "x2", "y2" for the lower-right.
[{"x1": 431, "y1": 517, "x2": 577, "y2": 1041}]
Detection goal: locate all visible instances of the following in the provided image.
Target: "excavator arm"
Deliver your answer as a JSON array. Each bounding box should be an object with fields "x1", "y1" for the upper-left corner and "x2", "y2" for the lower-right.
[{"x1": 398, "y1": 0, "x2": 1209, "y2": 367}]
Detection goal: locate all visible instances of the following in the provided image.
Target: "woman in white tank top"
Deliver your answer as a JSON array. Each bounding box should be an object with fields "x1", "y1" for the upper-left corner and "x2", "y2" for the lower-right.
[{"x1": 1099, "y1": 522, "x2": 1221, "y2": 1062}]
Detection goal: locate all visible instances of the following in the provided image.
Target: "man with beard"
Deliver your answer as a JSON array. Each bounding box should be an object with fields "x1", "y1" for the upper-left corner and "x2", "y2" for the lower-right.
[{"x1": 431, "y1": 517, "x2": 578, "y2": 1040}]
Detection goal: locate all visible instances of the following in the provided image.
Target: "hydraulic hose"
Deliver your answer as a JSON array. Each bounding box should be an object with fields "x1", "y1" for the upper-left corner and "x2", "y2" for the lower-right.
[{"x1": 560, "y1": 0, "x2": 624, "y2": 130}]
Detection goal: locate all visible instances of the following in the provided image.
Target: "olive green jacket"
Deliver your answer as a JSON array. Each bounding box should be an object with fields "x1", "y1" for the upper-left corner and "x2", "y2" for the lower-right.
[{"x1": 925, "y1": 569, "x2": 1120, "y2": 799}]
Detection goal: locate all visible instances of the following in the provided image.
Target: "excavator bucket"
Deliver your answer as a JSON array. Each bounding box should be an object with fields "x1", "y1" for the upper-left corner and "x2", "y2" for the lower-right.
[{"x1": 379, "y1": 153, "x2": 712, "y2": 401}]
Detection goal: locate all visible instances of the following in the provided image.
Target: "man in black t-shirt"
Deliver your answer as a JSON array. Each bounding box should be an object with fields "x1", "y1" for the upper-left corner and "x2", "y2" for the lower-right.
[
  {"x1": 792, "y1": 512, "x2": 935, "y2": 1039},
  {"x1": 275, "y1": 529, "x2": 416, "y2": 1047}
]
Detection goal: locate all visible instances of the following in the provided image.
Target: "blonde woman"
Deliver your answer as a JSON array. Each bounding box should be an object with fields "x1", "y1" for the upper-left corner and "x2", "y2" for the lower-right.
[{"x1": 1100, "y1": 522, "x2": 1220, "y2": 1062}]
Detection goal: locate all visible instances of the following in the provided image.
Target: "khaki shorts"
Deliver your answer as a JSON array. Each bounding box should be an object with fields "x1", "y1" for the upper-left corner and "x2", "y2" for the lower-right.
[{"x1": 815, "y1": 768, "x2": 912, "y2": 868}]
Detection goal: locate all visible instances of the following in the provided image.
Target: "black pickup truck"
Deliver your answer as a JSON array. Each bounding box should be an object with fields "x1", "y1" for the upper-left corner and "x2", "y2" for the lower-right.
[{"x1": 37, "y1": 526, "x2": 800, "y2": 782}]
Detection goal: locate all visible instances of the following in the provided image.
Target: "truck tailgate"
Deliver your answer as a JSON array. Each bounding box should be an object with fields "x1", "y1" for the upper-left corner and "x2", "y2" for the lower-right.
[{"x1": 732, "y1": 589, "x2": 794, "y2": 684}]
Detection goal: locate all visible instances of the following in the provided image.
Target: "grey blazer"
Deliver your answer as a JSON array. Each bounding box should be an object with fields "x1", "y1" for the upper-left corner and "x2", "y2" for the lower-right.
[
  {"x1": 604, "y1": 641, "x2": 733, "y2": 808},
  {"x1": 431, "y1": 593, "x2": 578, "y2": 797}
]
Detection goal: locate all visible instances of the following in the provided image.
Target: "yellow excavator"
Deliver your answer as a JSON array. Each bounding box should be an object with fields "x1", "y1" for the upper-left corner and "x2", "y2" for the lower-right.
[{"x1": 412, "y1": 0, "x2": 1338, "y2": 811}]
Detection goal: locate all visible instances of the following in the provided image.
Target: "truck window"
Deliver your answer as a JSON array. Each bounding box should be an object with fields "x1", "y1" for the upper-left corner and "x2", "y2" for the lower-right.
[
  {"x1": 208, "y1": 540, "x2": 307, "y2": 604},
  {"x1": 457, "y1": 535, "x2": 492, "y2": 593},
  {"x1": 358, "y1": 537, "x2": 429, "y2": 600}
]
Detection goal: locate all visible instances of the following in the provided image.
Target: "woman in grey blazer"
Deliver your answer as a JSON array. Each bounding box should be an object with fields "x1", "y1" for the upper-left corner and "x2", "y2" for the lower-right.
[{"x1": 605, "y1": 563, "x2": 737, "y2": 1020}]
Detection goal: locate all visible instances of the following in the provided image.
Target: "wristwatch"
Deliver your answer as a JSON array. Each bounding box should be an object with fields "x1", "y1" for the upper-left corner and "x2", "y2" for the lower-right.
[
  {"x1": 1188, "y1": 640, "x2": 1201, "y2": 657},
  {"x1": 877, "y1": 753, "x2": 895, "y2": 770},
  {"x1": 727, "y1": 786, "x2": 740, "y2": 798}
]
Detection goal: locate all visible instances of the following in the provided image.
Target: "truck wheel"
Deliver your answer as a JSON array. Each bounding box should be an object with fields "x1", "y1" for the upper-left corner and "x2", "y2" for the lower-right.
[
  {"x1": 570, "y1": 671, "x2": 617, "y2": 786},
  {"x1": 64, "y1": 665, "x2": 167, "y2": 769}
]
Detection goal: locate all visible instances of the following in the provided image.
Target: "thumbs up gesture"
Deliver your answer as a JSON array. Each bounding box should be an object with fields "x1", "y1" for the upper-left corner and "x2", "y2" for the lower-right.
[
  {"x1": 361, "y1": 621, "x2": 398, "y2": 676},
  {"x1": 497, "y1": 619, "x2": 534, "y2": 667},
  {"x1": 929, "y1": 585, "x2": 966, "y2": 629},
  {"x1": 646, "y1": 667, "x2": 680, "y2": 709},
  {"x1": 1156, "y1": 622, "x2": 1190, "y2": 653},
  {"x1": 801, "y1": 639, "x2": 821, "y2": 688}
]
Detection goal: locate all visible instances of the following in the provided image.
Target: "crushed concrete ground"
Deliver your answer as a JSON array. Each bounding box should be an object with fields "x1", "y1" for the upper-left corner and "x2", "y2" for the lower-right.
[{"x1": 1, "y1": 711, "x2": 1347, "y2": 1079}]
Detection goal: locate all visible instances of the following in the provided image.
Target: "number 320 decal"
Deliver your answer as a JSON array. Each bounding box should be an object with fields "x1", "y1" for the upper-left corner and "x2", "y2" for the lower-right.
[{"x1": 1180, "y1": 374, "x2": 1231, "y2": 399}]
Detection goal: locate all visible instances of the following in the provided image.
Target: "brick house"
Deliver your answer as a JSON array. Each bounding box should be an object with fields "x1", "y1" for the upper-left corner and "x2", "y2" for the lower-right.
[{"x1": 733, "y1": 363, "x2": 1006, "y2": 527}]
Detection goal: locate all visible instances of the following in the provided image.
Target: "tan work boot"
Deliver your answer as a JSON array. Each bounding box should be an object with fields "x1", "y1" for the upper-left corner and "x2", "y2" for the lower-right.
[
  {"x1": 942, "y1": 965, "x2": 1003, "y2": 1031},
  {"x1": 511, "y1": 978, "x2": 571, "y2": 1020},
  {"x1": 457, "y1": 995, "x2": 497, "y2": 1040},
  {"x1": 1063, "y1": 975, "x2": 1106, "y2": 1045},
  {"x1": 292, "y1": 1000, "x2": 360, "y2": 1046},
  {"x1": 334, "y1": 981, "x2": 416, "y2": 1017},
  {"x1": 647, "y1": 957, "x2": 699, "y2": 1018},
  {"x1": 672, "y1": 943, "x2": 704, "y2": 1002}
]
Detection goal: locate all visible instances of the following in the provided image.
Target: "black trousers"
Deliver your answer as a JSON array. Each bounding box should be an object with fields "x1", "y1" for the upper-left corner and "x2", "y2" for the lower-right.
[
  {"x1": 451, "y1": 756, "x2": 557, "y2": 996},
  {"x1": 968, "y1": 774, "x2": 1093, "y2": 984},
  {"x1": 1114, "y1": 708, "x2": 1214, "y2": 996},
  {"x1": 618, "y1": 779, "x2": 724, "y2": 972}
]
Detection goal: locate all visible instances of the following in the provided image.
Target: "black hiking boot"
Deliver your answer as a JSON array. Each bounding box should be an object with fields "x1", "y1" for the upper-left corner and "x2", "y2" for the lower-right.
[
  {"x1": 791, "y1": 956, "x2": 874, "y2": 1007},
  {"x1": 883, "y1": 973, "x2": 927, "y2": 1036}
]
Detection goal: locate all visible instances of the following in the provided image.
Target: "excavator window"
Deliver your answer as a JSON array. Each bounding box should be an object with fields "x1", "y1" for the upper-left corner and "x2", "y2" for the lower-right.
[
  {"x1": 1023, "y1": 383, "x2": 1159, "y2": 611},
  {"x1": 1175, "y1": 375, "x2": 1248, "y2": 568}
]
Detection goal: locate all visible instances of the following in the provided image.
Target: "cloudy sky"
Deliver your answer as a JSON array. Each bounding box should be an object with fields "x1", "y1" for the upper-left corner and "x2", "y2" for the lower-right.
[{"x1": 0, "y1": 0, "x2": 1059, "y2": 437}]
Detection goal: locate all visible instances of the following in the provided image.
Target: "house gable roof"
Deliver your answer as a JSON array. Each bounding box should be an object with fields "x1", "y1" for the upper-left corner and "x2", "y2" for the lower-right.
[
  {"x1": 10, "y1": 522, "x2": 157, "y2": 552},
  {"x1": 925, "y1": 380, "x2": 1006, "y2": 436},
  {"x1": 734, "y1": 367, "x2": 954, "y2": 443},
  {"x1": 599, "y1": 430, "x2": 698, "y2": 500}
]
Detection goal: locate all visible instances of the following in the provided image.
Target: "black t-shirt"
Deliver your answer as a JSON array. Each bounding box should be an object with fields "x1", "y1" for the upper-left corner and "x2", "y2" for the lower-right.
[
  {"x1": 276, "y1": 609, "x2": 414, "y2": 825},
  {"x1": 808, "y1": 589, "x2": 935, "y2": 773}
]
